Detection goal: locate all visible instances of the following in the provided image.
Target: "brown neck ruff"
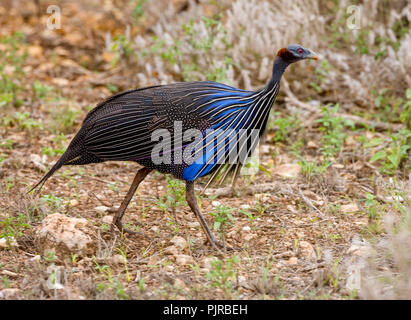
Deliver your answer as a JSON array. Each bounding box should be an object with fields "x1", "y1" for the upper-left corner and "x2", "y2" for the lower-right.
[{"x1": 276, "y1": 48, "x2": 295, "y2": 63}]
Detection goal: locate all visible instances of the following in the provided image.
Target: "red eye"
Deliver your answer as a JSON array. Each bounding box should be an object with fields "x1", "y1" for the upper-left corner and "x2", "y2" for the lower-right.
[{"x1": 298, "y1": 49, "x2": 303, "y2": 54}]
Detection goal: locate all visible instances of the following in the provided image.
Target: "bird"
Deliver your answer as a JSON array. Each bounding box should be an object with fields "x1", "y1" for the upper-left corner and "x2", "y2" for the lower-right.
[{"x1": 30, "y1": 44, "x2": 318, "y2": 250}]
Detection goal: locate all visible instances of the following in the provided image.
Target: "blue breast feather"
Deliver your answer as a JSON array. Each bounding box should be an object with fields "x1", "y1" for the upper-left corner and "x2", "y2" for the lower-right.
[{"x1": 182, "y1": 90, "x2": 257, "y2": 181}]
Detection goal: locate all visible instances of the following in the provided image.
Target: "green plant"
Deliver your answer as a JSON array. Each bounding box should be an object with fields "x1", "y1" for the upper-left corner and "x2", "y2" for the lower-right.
[
  {"x1": 32, "y1": 81, "x2": 54, "y2": 100},
  {"x1": 0, "y1": 153, "x2": 6, "y2": 164},
  {"x1": 42, "y1": 133, "x2": 67, "y2": 157},
  {"x1": 364, "y1": 192, "x2": 376, "y2": 216},
  {"x1": 107, "y1": 182, "x2": 119, "y2": 193},
  {"x1": 206, "y1": 256, "x2": 240, "y2": 298},
  {"x1": 40, "y1": 194, "x2": 65, "y2": 211},
  {"x1": 298, "y1": 158, "x2": 330, "y2": 179},
  {"x1": 41, "y1": 146, "x2": 65, "y2": 157},
  {"x1": 0, "y1": 139, "x2": 13, "y2": 149},
  {"x1": 253, "y1": 198, "x2": 268, "y2": 217},
  {"x1": 0, "y1": 213, "x2": 31, "y2": 238},
  {"x1": 49, "y1": 105, "x2": 79, "y2": 134},
  {"x1": 270, "y1": 113, "x2": 300, "y2": 143},
  {"x1": 11, "y1": 112, "x2": 43, "y2": 131},
  {"x1": 113, "y1": 279, "x2": 129, "y2": 299},
  {"x1": 209, "y1": 204, "x2": 234, "y2": 243},
  {"x1": 100, "y1": 223, "x2": 110, "y2": 233},
  {"x1": 316, "y1": 104, "x2": 350, "y2": 159},
  {"x1": 240, "y1": 209, "x2": 257, "y2": 224},
  {"x1": 158, "y1": 175, "x2": 186, "y2": 216},
  {"x1": 364, "y1": 192, "x2": 383, "y2": 234},
  {"x1": 0, "y1": 92, "x2": 13, "y2": 108},
  {"x1": 94, "y1": 260, "x2": 113, "y2": 283},
  {"x1": 366, "y1": 129, "x2": 411, "y2": 175},
  {"x1": 254, "y1": 258, "x2": 283, "y2": 297},
  {"x1": 0, "y1": 32, "x2": 27, "y2": 108},
  {"x1": 1, "y1": 276, "x2": 10, "y2": 289},
  {"x1": 354, "y1": 29, "x2": 370, "y2": 55},
  {"x1": 3, "y1": 177, "x2": 15, "y2": 192},
  {"x1": 289, "y1": 139, "x2": 304, "y2": 157},
  {"x1": 372, "y1": 88, "x2": 409, "y2": 124},
  {"x1": 117, "y1": 246, "x2": 133, "y2": 281},
  {"x1": 400, "y1": 89, "x2": 411, "y2": 129},
  {"x1": 131, "y1": 0, "x2": 147, "y2": 24},
  {"x1": 156, "y1": 13, "x2": 235, "y2": 83},
  {"x1": 106, "y1": 83, "x2": 119, "y2": 94},
  {"x1": 309, "y1": 59, "x2": 332, "y2": 93},
  {"x1": 327, "y1": 258, "x2": 341, "y2": 289},
  {"x1": 43, "y1": 250, "x2": 58, "y2": 262},
  {"x1": 110, "y1": 34, "x2": 136, "y2": 67},
  {"x1": 57, "y1": 169, "x2": 78, "y2": 188},
  {"x1": 296, "y1": 104, "x2": 350, "y2": 179},
  {"x1": 71, "y1": 253, "x2": 78, "y2": 264},
  {"x1": 327, "y1": 17, "x2": 351, "y2": 50},
  {"x1": 136, "y1": 271, "x2": 145, "y2": 293}
]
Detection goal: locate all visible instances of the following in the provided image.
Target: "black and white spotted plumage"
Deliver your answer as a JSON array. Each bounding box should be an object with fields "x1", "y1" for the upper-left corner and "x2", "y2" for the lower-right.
[{"x1": 31, "y1": 44, "x2": 318, "y2": 192}]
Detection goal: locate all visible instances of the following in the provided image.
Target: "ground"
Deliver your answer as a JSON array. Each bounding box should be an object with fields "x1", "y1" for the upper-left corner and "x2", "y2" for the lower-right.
[{"x1": 0, "y1": 0, "x2": 410, "y2": 300}]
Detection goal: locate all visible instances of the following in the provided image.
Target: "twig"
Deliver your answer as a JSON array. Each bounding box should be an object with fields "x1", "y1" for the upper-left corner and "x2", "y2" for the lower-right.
[
  {"x1": 301, "y1": 262, "x2": 327, "y2": 272},
  {"x1": 272, "y1": 212, "x2": 286, "y2": 229},
  {"x1": 204, "y1": 183, "x2": 296, "y2": 198},
  {"x1": 298, "y1": 188, "x2": 324, "y2": 217}
]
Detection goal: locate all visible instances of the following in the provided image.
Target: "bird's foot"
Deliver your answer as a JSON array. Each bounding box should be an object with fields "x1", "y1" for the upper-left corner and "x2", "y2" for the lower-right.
[
  {"x1": 205, "y1": 239, "x2": 239, "y2": 252},
  {"x1": 107, "y1": 208, "x2": 144, "y2": 227},
  {"x1": 111, "y1": 220, "x2": 145, "y2": 237}
]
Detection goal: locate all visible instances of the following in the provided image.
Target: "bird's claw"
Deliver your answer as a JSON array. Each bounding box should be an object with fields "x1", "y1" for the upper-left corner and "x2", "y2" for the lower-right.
[
  {"x1": 111, "y1": 220, "x2": 145, "y2": 237},
  {"x1": 205, "y1": 239, "x2": 239, "y2": 252}
]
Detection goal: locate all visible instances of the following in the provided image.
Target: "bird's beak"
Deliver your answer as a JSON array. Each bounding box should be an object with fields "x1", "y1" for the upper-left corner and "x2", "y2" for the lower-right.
[{"x1": 306, "y1": 50, "x2": 319, "y2": 60}]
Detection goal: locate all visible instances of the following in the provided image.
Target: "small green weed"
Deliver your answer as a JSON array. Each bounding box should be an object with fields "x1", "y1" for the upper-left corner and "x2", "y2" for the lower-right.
[
  {"x1": 209, "y1": 204, "x2": 234, "y2": 242},
  {"x1": 206, "y1": 256, "x2": 240, "y2": 299}
]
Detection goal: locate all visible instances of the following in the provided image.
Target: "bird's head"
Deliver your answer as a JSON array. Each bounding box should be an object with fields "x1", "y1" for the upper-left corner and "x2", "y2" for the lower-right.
[{"x1": 277, "y1": 44, "x2": 319, "y2": 64}]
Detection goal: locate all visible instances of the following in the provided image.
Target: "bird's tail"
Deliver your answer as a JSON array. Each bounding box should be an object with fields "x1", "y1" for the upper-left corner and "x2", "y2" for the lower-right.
[{"x1": 28, "y1": 145, "x2": 82, "y2": 196}]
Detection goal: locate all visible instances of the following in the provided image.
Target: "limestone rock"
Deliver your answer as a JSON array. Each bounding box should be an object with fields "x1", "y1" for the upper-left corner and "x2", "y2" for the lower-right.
[
  {"x1": 341, "y1": 203, "x2": 359, "y2": 213},
  {"x1": 94, "y1": 206, "x2": 109, "y2": 214},
  {"x1": 272, "y1": 163, "x2": 301, "y2": 178},
  {"x1": 170, "y1": 235, "x2": 188, "y2": 250},
  {"x1": 201, "y1": 257, "x2": 215, "y2": 269},
  {"x1": 286, "y1": 257, "x2": 298, "y2": 265},
  {"x1": 164, "y1": 246, "x2": 179, "y2": 256},
  {"x1": 175, "y1": 254, "x2": 194, "y2": 266},
  {"x1": 0, "y1": 237, "x2": 18, "y2": 249},
  {"x1": 36, "y1": 213, "x2": 96, "y2": 257},
  {"x1": 242, "y1": 226, "x2": 251, "y2": 232},
  {"x1": 110, "y1": 254, "x2": 125, "y2": 265},
  {"x1": 299, "y1": 241, "x2": 317, "y2": 261},
  {"x1": 0, "y1": 288, "x2": 22, "y2": 299},
  {"x1": 102, "y1": 215, "x2": 113, "y2": 225}
]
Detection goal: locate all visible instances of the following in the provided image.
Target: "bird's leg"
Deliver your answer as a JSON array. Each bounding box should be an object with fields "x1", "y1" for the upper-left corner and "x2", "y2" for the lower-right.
[
  {"x1": 111, "y1": 167, "x2": 152, "y2": 235},
  {"x1": 186, "y1": 181, "x2": 232, "y2": 251}
]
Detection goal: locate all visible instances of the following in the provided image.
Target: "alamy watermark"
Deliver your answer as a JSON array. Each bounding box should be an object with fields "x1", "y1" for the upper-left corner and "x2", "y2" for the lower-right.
[
  {"x1": 346, "y1": 265, "x2": 362, "y2": 291},
  {"x1": 150, "y1": 121, "x2": 261, "y2": 175},
  {"x1": 346, "y1": 5, "x2": 362, "y2": 30},
  {"x1": 46, "y1": 5, "x2": 61, "y2": 30}
]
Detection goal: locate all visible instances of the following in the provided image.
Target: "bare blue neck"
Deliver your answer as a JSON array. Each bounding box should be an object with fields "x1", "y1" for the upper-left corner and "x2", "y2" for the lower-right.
[{"x1": 267, "y1": 57, "x2": 290, "y2": 89}]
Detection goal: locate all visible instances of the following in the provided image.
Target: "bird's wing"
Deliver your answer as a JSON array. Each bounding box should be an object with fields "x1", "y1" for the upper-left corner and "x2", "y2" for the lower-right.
[
  {"x1": 83, "y1": 87, "x2": 161, "y2": 161},
  {"x1": 82, "y1": 81, "x2": 253, "y2": 163},
  {"x1": 80, "y1": 80, "x2": 277, "y2": 189}
]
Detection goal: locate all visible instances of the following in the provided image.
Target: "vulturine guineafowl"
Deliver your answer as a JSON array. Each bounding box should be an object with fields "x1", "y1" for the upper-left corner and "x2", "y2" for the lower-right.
[{"x1": 31, "y1": 44, "x2": 319, "y2": 250}]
